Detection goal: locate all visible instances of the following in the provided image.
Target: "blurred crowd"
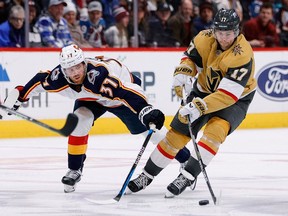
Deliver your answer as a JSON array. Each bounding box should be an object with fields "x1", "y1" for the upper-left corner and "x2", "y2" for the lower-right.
[{"x1": 0, "y1": 0, "x2": 287, "y2": 48}]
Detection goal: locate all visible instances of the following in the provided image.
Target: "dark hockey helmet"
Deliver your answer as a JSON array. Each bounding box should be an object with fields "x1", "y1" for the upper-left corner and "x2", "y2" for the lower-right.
[{"x1": 213, "y1": 8, "x2": 240, "y2": 34}]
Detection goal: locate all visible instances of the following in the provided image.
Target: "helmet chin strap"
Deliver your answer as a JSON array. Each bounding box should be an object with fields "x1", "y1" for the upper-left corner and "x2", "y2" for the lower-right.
[{"x1": 234, "y1": 28, "x2": 240, "y2": 37}]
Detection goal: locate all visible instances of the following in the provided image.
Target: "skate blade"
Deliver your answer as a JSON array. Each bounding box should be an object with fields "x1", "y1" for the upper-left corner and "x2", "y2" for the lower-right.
[
  {"x1": 124, "y1": 187, "x2": 132, "y2": 195},
  {"x1": 64, "y1": 185, "x2": 76, "y2": 193},
  {"x1": 164, "y1": 190, "x2": 175, "y2": 198}
]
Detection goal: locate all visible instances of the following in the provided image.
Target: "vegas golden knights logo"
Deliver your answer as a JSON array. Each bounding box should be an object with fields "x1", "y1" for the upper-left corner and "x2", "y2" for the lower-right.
[{"x1": 206, "y1": 69, "x2": 223, "y2": 92}]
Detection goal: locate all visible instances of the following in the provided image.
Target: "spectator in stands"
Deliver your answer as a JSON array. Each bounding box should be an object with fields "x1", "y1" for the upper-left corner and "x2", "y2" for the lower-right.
[
  {"x1": 79, "y1": 1, "x2": 107, "y2": 47},
  {"x1": 100, "y1": 0, "x2": 120, "y2": 28},
  {"x1": 169, "y1": 0, "x2": 181, "y2": 15},
  {"x1": 274, "y1": 0, "x2": 283, "y2": 14},
  {"x1": 145, "y1": 0, "x2": 158, "y2": 15},
  {"x1": 0, "y1": 0, "x2": 9, "y2": 24},
  {"x1": 75, "y1": 0, "x2": 87, "y2": 8},
  {"x1": 243, "y1": 2, "x2": 279, "y2": 47},
  {"x1": 240, "y1": 0, "x2": 253, "y2": 23},
  {"x1": 0, "y1": 0, "x2": 26, "y2": 24},
  {"x1": 211, "y1": 0, "x2": 243, "y2": 21},
  {"x1": 147, "y1": 1, "x2": 178, "y2": 47},
  {"x1": 0, "y1": 5, "x2": 25, "y2": 47},
  {"x1": 249, "y1": 0, "x2": 263, "y2": 18},
  {"x1": 35, "y1": 0, "x2": 73, "y2": 47},
  {"x1": 104, "y1": 6, "x2": 129, "y2": 47},
  {"x1": 28, "y1": 0, "x2": 42, "y2": 47},
  {"x1": 40, "y1": 0, "x2": 50, "y2": 12},
  {"x1": 63, "y1": 1, "x2": 92, "y2": 48},
  {"x1": 193, "y1": 1, "x2": 214, "y2": 34},
  {"x1": 76, "y1": 0, "x2": 89, "y2": 21},
  {"x1": 167, "y1": 0, "x2": 196, "y2": 47},
  {"x1": 230, "y1": 0, "x2": 243, "y2": 22},
  {"x1": 275, "y1": 0, "x2": 288, "y2": 46},
  {"x1": 119, "y1": 0, "x2": 129, "y2": 10},
  {"x1": 127, "y1": 0, "x2": 150, "y2": 47}
]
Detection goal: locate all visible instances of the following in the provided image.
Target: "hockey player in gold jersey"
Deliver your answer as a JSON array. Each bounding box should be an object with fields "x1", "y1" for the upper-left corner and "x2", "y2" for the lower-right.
[{"x1": 127, "y1": 8, "x2": 256, "y2": 197}]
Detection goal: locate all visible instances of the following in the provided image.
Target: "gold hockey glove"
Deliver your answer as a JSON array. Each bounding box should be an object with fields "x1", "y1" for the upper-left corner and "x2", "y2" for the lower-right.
[
  {"x1": 172, "y1": 64, "x2": 194, "y2": 98},
  {"x1": 179, "y1": 97, "x2": 207, "y2": 123}
]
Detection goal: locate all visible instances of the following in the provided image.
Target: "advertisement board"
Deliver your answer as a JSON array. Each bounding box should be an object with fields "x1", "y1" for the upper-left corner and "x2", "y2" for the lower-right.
[{"x1": 0, "y1": 48, "x2": 287, "y2": 137}]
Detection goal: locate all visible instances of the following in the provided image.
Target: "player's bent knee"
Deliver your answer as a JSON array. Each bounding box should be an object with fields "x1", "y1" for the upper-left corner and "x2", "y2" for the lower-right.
[
  {"x1": 158, "y1": 129, "x2": 190, "y2": 156},
  {"x1": 203, "y1": 117, "x2": 230, "y2": 144},
  {"x1": 72, "y1": 107, "x2": 94, "y2": 136},
  {"x1": 166, "y1": 128, "x2": 190, "y2": 149}
]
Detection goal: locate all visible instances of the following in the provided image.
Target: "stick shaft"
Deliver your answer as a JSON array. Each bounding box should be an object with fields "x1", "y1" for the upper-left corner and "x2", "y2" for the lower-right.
[
  {"x1": 187, "y1": 117, "x2": 217, "y2": 204},
  {"x1": 182, "y1": 87, "x2": 217, "y2": 204},
  {"x1": 114, "y1": 127, "x2": 154, "y2": 202}
]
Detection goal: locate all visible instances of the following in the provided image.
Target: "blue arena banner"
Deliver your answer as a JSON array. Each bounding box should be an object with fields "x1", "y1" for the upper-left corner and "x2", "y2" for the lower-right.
[
  {"x1": 0, "y1": 64, "x2": 9, "y2": 81},
  {"x1": 256, "y1": 61, "x2": 288, "y2": 102}
]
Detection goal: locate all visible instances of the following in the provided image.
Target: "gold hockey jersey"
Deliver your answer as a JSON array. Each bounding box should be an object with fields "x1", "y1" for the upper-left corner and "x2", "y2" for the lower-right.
[{"x1": 182, "y1": 29, "x2": 256, "y2": 114}]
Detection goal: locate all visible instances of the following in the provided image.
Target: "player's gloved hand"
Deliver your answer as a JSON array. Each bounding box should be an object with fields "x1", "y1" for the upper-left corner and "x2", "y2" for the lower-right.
[
  {"x1": 139, "y1": 105, "x2": 165, "y2": 130},
  {"x1": 0, "y1": 87, "x2": 23, "y2": 119},
  {"x1": 179, "y1": 97, "x2": 207, "y2": 123},
  {"x1": 172, "y1": 64, "x2": 194, "y2": 98}
]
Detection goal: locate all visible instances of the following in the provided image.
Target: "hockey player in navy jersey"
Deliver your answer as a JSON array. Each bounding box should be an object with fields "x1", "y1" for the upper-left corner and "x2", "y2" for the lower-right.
[{"x1": 0, "y1": 44, "x2": 191, "y2": 193}]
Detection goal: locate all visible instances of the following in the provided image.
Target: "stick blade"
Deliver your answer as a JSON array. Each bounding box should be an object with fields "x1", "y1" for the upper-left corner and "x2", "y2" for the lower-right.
[
  {"x1": 59, "y1": 113, "x2": 78, "y2": 136},
  {"x1": 85, "y1": 197, "x2": 118, "y2": 205}
]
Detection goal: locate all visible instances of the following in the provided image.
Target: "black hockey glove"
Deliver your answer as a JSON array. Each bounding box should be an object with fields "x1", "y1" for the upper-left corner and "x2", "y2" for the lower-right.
[{"x1": 139, "y1": 105, "x2": 165, "y2": 130}]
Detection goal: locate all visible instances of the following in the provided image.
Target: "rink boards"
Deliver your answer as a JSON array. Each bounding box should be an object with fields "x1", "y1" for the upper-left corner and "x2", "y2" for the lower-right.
[{"x1": 0, "y1": 48, "x2": 287, "y2": 138}]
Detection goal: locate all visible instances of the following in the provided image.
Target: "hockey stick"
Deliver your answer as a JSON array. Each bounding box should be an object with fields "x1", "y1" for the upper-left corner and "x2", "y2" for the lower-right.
[
  {"x1": 0, "y1": 104, "x2": 78, "y2": 137},
  {"x1": 86, "y1": 125, "x2": 155, "y2": 205},
  {"x1": 182, "y1": 88, "x2": 217, "y2": 205},
  {"x1": 188, "y1": 121, "x2": 217, "y2": 205}
]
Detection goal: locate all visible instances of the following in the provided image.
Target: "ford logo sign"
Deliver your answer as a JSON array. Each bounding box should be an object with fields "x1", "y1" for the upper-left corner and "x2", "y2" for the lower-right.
[{"x1": 256, "y1": 62, "x2": 288, "y2": 101}]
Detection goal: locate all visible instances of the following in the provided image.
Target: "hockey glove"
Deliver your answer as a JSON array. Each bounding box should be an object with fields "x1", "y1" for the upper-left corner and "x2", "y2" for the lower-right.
[
  {"x1": 0, "y1": 87, "x2": 24, "y2": 119},
  {"x1": 139, "y1": 105, "x2": 165, "y2": 130},
  {"x1": 179, "y1": 97, "x2": 207, "y2": 123},
  {"x1": 172, "y1": 65, "x2": 194, "y2": 98}
]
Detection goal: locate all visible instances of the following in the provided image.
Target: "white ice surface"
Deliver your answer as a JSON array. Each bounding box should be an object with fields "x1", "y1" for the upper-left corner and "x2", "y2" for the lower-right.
[{"x1": 0, "y1": 128, "x2": 287, "y2": 216}]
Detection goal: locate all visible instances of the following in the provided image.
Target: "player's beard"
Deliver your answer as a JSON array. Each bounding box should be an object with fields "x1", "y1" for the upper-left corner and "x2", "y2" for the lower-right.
[{"x1": 71, "y1": 74, "x2": 84, "y2": 84}]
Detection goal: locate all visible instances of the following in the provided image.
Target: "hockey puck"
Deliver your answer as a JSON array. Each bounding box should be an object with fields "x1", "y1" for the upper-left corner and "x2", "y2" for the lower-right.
[{"x1": 199, "y1": 200, "x2": 209, "y2": 205}]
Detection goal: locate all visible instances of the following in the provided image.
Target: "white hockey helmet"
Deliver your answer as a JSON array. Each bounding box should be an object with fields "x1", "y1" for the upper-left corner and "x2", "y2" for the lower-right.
[{"x1": 59, "y1": 44, "x2": 85, "y2": 69}]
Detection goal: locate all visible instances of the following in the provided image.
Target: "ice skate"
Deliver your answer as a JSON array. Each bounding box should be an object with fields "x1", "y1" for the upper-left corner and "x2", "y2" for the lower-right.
[
  {"x1": 127, "y1": 171, "x2": 153, "y2": 193},
  {"x1": 179, "y1": 161, "x2": 197, "y2": 191},
  {"x1": 165, "y1": 173, "x2": 196, "y2": 198},
  {"x1": 61, "y1": 169, "x2": 82, "y2": 193}
]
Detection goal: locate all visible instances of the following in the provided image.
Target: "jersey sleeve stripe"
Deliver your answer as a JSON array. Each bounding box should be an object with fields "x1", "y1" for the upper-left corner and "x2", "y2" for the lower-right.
[
  {"x1": 23, "y1": 82, "x2": 41, "y2": 99},
  {"x1": 218, "y1": 88, "x2": 238, "y2": 102},
  {"x1": 218, "y1": 77, "x2": 244, "y2": 101},
  {"x1": 45, "y1": 85, "x2": 70, "y2": 92}
]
